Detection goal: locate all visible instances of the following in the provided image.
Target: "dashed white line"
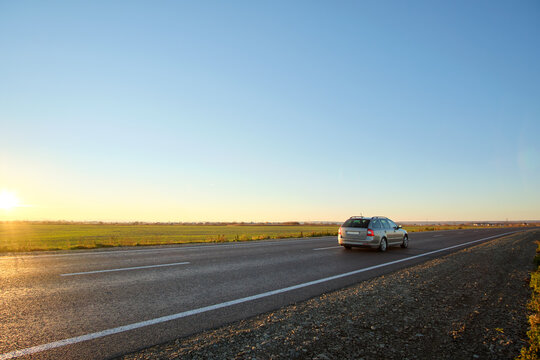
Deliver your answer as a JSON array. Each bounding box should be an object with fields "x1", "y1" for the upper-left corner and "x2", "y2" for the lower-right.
[
  {"x1": 0, "y1": 237, "x2": 336, "y2": 260},
  {"x1": 0, "y1": 230, "x2": 519, "y2": 360},
  {"x1": 313, "y1": 246, "x2": 341, "y2": 251},
  {"x1": 60, "y1": 262, "x2": 190, "y2": 276}
]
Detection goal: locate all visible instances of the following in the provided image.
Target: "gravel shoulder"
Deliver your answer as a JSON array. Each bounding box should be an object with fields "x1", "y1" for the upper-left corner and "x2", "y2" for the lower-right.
[{"x1": 120, "y1": 230, "x2": 539, "y2": 360}]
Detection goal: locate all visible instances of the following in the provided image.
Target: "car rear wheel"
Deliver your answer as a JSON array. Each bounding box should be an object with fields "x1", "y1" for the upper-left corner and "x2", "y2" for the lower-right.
[
  {"x1": 401, "y1": 235, "x2": 409, "y2": 248},
  {"x1": 379, "y1": 238, "x2": 387, "y2": 252}
]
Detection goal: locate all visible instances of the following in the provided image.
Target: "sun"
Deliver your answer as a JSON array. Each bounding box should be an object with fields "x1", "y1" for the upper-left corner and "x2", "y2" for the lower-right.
[{"x1": 0, "y1": 190, "x2": 20, "y2": 211}]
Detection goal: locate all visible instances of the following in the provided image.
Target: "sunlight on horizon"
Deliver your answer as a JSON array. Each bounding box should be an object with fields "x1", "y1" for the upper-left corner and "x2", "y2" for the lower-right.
[{"x1": 0, "y1": 190, "x2": 21, "y2": 211}]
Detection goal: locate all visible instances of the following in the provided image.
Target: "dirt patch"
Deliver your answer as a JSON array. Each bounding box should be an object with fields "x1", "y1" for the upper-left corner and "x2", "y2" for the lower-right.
[{"x1": 120, "y1": 230, "x2": 539, "y2": 360}]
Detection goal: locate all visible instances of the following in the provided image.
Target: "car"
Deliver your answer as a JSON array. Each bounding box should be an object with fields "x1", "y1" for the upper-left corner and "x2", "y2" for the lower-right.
[{"x1": 338, "y1": 216, "x2": 408, "y2": 252}]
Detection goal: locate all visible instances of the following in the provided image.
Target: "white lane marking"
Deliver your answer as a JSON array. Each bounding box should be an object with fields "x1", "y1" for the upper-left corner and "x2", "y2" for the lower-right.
[
  {"x1": 60, "y1": 262, "x2": 190, "y2": 276},
  {"x1": 0, "y1": 237, "x2": 336, "y2": 260},
  {"x1": 313, "y1": 246, "x2": 341, "y2": 251},
  {"x1": 0, "y1": 230, "x2": 519, "y2": 360}
]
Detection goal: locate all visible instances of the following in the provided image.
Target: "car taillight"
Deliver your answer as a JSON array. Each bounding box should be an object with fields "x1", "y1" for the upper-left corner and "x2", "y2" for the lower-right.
[
  {"x1": 338, "y1": 227, "x2": 342, "y2": 235},
  {"x1": 367, "y1": 229, "x2": 374, "y2": 237}
]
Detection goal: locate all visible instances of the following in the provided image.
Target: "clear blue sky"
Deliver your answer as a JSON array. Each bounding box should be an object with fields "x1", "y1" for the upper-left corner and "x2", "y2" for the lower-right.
[{"x1": 1, "y1": 0, "x2": 539, "y2": 222}]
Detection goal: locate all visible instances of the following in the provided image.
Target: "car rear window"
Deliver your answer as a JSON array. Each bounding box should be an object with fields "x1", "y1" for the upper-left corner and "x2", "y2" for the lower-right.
[{"x1": 342, "y1": 218, "x2": 370, "y2": 228}]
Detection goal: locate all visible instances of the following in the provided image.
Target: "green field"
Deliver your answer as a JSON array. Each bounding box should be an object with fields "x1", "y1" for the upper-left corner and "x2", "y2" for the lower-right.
[{"x1": 0, "y1": 222, "x2": 531, "y2": 253}]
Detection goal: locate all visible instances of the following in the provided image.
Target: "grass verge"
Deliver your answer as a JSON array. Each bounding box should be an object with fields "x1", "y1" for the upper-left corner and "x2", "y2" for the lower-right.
[
  {"x1": 518, "y1": 240, "x2": 540, "y2": 359},
  {"x1": 0, "y1": 223, "x2": 340, "y2": 252}
]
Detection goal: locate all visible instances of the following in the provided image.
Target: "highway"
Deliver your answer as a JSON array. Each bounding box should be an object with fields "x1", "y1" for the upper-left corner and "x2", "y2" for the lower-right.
[{"x1": 0, "y1": 227, "x2": 524, "y2": 359}]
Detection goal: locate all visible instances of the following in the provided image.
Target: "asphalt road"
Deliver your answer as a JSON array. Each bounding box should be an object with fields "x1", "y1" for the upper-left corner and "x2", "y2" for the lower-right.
[{"x1": 0, "y1": 227, "x2": 526, "y2": 360}]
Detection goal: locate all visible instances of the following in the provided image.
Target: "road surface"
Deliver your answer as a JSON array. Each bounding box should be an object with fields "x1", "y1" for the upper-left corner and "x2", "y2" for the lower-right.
[{"x1": 0, "y1": 227, "x2": 524, "y2": 359}]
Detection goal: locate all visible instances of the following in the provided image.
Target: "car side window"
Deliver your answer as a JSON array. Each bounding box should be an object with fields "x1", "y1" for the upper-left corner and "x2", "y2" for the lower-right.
[
  {"x1": 387, "y1": 219, "x2": 397, "y2": 229},
  {"x1": 371, "y1": 219, "x2": 381, "y2": 229},
  {"x1": 379, "y1": 219, "x2": 390, "y2": 229}
]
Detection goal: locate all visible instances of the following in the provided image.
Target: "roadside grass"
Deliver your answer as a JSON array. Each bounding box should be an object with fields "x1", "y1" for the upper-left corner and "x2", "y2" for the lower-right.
[
  {"x1": 0, "y1": 223, "x2": 340, "y2": 252},
  {"x1": 518, "y1": 238, "x2": 540, "y2": 359},
  {"x1": 0, "y1": 222, "x2": 532, "y2": 253}
]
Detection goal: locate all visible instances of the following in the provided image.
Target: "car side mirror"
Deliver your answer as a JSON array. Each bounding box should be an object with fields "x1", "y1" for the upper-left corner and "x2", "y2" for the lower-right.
[{"x1": 397, "y1": 225, "x2": 402, "y2": 229}]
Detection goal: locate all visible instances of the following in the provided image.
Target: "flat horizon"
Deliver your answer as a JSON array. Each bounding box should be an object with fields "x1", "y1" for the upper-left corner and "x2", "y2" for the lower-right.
[{"x1": 2, "y1": 219, "x2": 539, "y2": 225}]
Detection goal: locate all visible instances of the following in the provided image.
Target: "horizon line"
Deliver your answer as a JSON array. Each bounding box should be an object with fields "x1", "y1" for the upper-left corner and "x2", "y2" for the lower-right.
[{"x1": 1, "y1": 219, "x2": 538, "y2": 224}]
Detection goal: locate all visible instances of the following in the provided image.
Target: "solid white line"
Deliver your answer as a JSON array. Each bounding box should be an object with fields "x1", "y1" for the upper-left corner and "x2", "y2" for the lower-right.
[
  {"x1": 60, "y1": 262, "x2": 190, "y2": 276},
  {"x1": 0, "y1": 230, "x2": 519, "y2": 360},
  {"x1": 313, "y1": 246, "x2": 341, "y2": 251}
]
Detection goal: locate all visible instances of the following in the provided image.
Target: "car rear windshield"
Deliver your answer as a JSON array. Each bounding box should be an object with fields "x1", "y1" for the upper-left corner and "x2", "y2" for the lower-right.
[{"x1": 342, "y1": 218, "x2": 370, "y2": 228}]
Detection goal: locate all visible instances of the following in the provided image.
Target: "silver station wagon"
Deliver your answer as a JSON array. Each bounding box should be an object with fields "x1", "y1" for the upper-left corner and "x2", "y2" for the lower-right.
[{"x1": 338, "y1": 216, "x2": 408, "y2": 252}]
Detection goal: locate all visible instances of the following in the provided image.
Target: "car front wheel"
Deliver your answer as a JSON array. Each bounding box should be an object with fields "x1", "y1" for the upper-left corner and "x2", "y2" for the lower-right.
[{"x1": 401, "y1": 235, "x2": 409, "y2": 248}]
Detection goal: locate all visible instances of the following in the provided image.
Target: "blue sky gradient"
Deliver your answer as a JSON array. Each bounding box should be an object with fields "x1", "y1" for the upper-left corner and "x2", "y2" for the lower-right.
[{"x1": 1, "y1": 1, "x2": 539, "y2": 221}]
